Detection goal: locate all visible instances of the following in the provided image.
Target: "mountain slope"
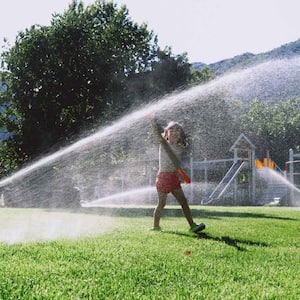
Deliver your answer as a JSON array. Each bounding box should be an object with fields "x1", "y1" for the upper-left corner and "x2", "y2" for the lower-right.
[
  {"x1": 193, "y1": 38, "x2": 300, "y2": 76},
  {"x1": 192, "y1": 39, "x2": 300, "y2": 102}
]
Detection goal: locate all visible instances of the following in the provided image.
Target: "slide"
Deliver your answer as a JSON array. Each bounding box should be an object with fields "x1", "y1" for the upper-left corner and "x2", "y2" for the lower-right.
[{"x1": 206, "y1": 161, "x2": 246, "y2": 203}]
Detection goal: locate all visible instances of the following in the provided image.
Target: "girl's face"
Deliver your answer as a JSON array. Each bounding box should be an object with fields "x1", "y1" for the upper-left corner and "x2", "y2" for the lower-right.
[{"x1": 167, "y1": 126, "x2": 181, "y2": 143}]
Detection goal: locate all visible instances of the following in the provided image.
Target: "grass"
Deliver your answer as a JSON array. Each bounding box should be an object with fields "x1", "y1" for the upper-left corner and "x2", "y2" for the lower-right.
[{"x1": 0, "y1": 206, "x2": 299, "y2": 299}]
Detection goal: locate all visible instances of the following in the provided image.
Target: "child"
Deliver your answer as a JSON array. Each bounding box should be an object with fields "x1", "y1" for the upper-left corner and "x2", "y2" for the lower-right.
[{"x1": 150, "y1": 117, "x2": 205, "y2": 233}]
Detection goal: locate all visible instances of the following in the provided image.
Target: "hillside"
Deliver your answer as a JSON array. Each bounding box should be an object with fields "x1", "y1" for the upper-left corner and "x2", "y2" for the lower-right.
[
  {"x1": 193, "y1": 39, "x2": 300, "y2": 76},
  {"x1": 192, "y1": 39, "x2": 300, "y2": 102}
]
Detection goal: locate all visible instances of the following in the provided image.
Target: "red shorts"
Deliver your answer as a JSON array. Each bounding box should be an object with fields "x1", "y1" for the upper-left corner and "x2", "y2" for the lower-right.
[{"x1": 156, "y1": 172, "x2": 181, "y2": 193}]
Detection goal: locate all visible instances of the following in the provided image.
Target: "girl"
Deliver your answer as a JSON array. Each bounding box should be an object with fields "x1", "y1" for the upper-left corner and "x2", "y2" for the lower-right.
[{"x1": 150, "y1": 117, "x2": 205, "y2": 233}]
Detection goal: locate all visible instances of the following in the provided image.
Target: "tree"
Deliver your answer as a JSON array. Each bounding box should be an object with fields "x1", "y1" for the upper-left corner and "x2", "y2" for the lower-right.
[
  {"x1": 241, "y1": 98, "x2": 300, "y2": 168},
  {"x1": 0, "y1": 0, "x2": 158, "y2": 160},
  {"x1": 120, "y1": 47, "x2": 194, "y2": 105},
  {"x1": 190, "y1": 66, "x2": 214, "y2": 84},
  {"x1": 188, "y1": 94, "x2": 241, "y2": 160},
  {"x1": 149, "y1": 48, "x2": 192, "y2": 93}
]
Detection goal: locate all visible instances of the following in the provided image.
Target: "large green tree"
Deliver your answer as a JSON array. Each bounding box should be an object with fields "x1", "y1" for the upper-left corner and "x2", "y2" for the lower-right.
[
  {"x1": 120, "y1": 48, "x2": 194, "y2": 104},
  {"x1": 1, "y1": 0, "x2": 158, "y2": 159}
]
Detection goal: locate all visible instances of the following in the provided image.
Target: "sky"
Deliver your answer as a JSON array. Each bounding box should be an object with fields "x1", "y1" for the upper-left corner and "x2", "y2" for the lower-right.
[{"x1": 1, "y1": 0, "x2": 300, "y2": 64}]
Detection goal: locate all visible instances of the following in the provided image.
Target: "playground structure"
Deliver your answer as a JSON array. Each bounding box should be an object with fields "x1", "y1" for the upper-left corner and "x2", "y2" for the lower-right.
[
  {"x1": 107, "y1": 134, "x2": 300, "y2": 205},
  {"x1": 189, "y1": 134, "x2": 256, "y2": 205},
  {"x1": 3, "y1": 132, "x2": 298, "y2": 208},
  {"x1": 188, "y1": 133, "x2": 297, "y2": 206},
  {"x1": 285, "y1": 149, "x2": 300, "y2": 204},
  {"x1": 71, "y1": 135, "x2": 300, "y2": 207}
]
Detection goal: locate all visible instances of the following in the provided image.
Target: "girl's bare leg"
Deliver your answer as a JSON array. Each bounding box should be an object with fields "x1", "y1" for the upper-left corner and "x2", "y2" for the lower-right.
[
  {"x1": 153, "y1": 192, "x2": 167, "y2": 227},
  {"x1": 171, "y1": 188, "x2": 194, "y2": 226}
]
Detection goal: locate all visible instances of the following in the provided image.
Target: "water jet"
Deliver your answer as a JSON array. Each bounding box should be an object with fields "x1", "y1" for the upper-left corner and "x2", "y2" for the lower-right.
[{"x1": 0, "y1": 57, "x2": 300, "y2": 209}]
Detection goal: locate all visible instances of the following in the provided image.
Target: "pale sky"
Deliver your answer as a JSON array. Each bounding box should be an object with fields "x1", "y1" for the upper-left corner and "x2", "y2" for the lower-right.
[{"x1": 1, "y1": 0, "x2": 300, "y2": 64}]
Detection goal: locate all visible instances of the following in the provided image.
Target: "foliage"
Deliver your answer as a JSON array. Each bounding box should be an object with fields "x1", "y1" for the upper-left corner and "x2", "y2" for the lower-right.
[
  {"x1": 192, "y1": 96, "x2": 241, "y2": 159},
  {"x1": 190, "y1": 65, "x2": 214, "y2": 84},
  {"x1": 0, "y1": 0, "x2": 158, "y2": 160},
  {"x1": 0, "y1": 81, "x2": 23, "y2": 173},
  {"x1": 0, "y1": 206, "x2": 299, "y2": 299},
  {"x1": 0, "y1": 141, "x2": 19, "y2": 176},
  {"x1": 177, "y1": 92, "x2": 241, "y2": 160},
  {"x1": 241, "y1": 98, "x2": 300, "y2": 167},
  {"x1": 149, "y1": 48, "x2": 192, "y2": 93},
  {"x1": 0, "y1": 1, "x2": 196, "y2": 176},
  {"x1": 119, "y1": 47, "x2": 195, "y2": 105}
]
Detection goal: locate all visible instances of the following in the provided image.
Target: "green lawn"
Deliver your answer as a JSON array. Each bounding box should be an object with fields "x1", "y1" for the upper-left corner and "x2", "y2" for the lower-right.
[{"x1": 0, "y1": 206, "x2": 299, "y2": 299}]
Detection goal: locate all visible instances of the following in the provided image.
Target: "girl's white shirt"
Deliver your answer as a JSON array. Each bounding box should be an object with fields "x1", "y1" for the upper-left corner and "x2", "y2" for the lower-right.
[{"x1": 159, "y1": 143, "x2": 182, "y2": 172}]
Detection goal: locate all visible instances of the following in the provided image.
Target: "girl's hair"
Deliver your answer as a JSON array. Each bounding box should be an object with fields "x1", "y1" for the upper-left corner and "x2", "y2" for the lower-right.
[{"x1": 162, "y1": 121, "x2": 188, "y2": 147}]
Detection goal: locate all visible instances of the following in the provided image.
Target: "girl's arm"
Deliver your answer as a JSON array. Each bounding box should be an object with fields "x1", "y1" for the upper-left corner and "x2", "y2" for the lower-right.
[
  {"x1": 150, "y1": 117, "x2": 190, "y2": 184},
  {"x1": 150, "y1": 117, "x2": 165, "y2": 143},
  {"x1": 150, "y1": 117, "x2": 180, "y2": 167}
]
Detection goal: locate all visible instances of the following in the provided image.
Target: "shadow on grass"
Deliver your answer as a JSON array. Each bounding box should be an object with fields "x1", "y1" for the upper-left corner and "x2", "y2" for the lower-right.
[
  {"x1": 160, "y1": 230, "x2": 268, "y2": 251},
  {"x1": 75, "y1": 206, "x2": 296, "y2": 221},
  {"x1": 197, "y1": 232, "x2": 268, "y2": 251}
]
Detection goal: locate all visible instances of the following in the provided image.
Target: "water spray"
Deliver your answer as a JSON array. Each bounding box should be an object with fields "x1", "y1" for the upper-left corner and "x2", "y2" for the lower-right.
[{"x1": 0, "y1": 57, "x2": 299, "y2": 208}]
